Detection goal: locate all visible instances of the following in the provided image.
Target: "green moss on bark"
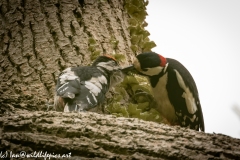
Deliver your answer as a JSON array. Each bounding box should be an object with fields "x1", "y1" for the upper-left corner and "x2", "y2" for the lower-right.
[{"x1": 125, "y1": 0, "x2": 156, "y2": 52}]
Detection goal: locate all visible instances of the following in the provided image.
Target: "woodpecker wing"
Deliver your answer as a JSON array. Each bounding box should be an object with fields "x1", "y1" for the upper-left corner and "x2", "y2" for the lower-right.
[
  {"x1": 56, "y1": 66, "x2": 109, "y2": 112},
  {"x1": 56, "y1": 78, "x2": 81, "y2": 99},
  {"x1": 166, "y1": 58, "x2": 205, "y2": 131}
]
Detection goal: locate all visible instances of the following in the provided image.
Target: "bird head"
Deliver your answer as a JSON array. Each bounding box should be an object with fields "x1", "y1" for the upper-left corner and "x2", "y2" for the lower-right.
[
  {"x1": 92, "y1": 55, "x2": 120, "y2": 71},
  {"x1": 122, "y1": 52, "x2": 168, "y2": 76},
  {"x1": 93, "y1": 55, "x2": 124, "y2": 87}
]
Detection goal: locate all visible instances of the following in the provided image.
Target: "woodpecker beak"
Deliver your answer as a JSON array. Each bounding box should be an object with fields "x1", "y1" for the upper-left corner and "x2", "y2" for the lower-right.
[{"x1": 121, "y1": 65, "x2": 136, "y2": 74}]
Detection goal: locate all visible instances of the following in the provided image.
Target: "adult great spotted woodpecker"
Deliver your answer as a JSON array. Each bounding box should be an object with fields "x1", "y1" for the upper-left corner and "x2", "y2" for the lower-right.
[
  {"x1": 54, "y1": 55, "x2": 124, "y2": 112},
  {"x1": 127, "y1": 52, "x2": 205, "y2": 131}
]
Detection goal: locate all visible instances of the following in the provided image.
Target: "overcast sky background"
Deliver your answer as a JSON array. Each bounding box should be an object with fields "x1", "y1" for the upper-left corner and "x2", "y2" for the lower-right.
[{"x1": 146, "y1": 0, "x2": 240, "y2": 138}]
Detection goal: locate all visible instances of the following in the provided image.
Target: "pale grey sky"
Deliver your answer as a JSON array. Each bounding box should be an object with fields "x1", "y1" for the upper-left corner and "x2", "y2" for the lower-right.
[{"x1": 146, "y1": 0, "x2": 240, "y2": 138}]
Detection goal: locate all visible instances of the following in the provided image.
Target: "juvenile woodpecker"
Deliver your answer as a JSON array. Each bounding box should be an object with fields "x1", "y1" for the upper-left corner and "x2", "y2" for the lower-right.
[
  {"x1": 128, "y1": 52, "x2": 205, "y2": 131},
  {"x1": 54, "y1": 55, "x2": 124, "y2": 112}
]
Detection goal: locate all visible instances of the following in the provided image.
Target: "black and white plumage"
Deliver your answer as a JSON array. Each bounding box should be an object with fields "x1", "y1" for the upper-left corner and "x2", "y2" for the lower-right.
[
  {"x1": 129, "y1": 52, "x2": 205, "y2": 131},
  {"x1": 54, "y1": 55, "x2": 124, "y2": 112}
]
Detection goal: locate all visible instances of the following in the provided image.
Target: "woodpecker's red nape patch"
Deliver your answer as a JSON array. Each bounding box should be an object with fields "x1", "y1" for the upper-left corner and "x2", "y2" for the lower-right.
[
  {"x1": 104, "y1": 54, "x2": 117, "y2": 61},
  {"x1": 159, "y1": 54, "x2": 167, "y2": 67}
]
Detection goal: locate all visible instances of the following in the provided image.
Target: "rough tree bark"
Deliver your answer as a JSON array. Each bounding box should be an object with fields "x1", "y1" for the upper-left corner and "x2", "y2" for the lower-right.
[
  {"x1": 1, "y1": 111, "x2": 240, "y2": 159},
  {"x1": 0, "y1": 0, "x2": 240, "y2": 159},
  {"x1": 0, "y1": 0, "x2": 138, "y2": 111}
]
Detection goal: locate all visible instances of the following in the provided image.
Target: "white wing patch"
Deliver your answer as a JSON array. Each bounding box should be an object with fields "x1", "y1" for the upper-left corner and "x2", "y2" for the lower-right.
[
  {"x1": 59, "y1": 68, "x2": 79, "y2": 84},
  {"x1": 174, "y1": 69, "x2": 197, "y2": 114},
  {"x1": 98, "y1": 75, "x2": 107, "y2": 84},
  {"x1": 92, "y1": 93, "x2": 97, "y2": 103},
  {"x1": 84, "y1": 75, "x2": 107, "y2": 100},
  {"x1": 86, "y1": 96, "x2": 94, "y2": 105},
  {"x1": 57, "y1": 82, "x2": 69, "y2": 92},
  {"x1": 89, "y1": 75, "x2": 107, "y2": 89},
  {"x1": 85, "y1": 81, "x2": 101, "y2": 97}
]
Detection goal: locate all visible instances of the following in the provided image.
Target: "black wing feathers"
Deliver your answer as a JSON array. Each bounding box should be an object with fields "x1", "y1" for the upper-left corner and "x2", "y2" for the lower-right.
[
  {"x1": 167, "y1": 58, "x2": 205, "y2": 131},
  {"x1": 56, "y1": 66, "x2": 110, "y2": 112}
]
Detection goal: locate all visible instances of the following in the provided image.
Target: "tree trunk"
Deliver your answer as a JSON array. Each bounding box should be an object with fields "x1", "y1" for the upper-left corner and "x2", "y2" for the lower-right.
[
  {"x1": 1, "y1": 110, "x2": 240, "y2": 159},
  {"x1": 0, "y1": 0, "x2": 240, "y2": 159},
  {"x1": 0, "y1": 0, "x2": 144, "y2": 111}
]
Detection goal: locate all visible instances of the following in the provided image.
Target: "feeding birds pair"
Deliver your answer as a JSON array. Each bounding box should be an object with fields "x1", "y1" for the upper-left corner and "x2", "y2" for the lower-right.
[{"x1": 54, "y1": 52, "x2": 204, "y2": 131}]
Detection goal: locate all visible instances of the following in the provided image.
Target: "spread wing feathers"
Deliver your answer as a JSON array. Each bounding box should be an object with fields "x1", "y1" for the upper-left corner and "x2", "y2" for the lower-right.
[
  {"x1": 166, "y1": 58, "x2": 205, "y2": 131},
  {"x1": 55, "y1": 66, "x2": 109, "y2": 112}
]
